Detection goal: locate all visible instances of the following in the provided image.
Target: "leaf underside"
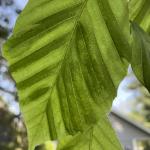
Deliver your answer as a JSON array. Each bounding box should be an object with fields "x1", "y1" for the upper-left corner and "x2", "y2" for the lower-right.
[{"x1": 3, "y1": 0, "x2": 150, "y2": 150}]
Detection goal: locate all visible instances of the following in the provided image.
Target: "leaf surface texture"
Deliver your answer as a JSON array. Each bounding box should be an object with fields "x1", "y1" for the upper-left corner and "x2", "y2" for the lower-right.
[{"x1": 4, "y1": 0, "x2": 150, "y2": 150}]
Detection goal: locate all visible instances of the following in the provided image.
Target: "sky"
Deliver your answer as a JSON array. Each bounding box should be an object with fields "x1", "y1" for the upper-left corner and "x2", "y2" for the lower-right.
[
  {"x1": 0, "y1": 0, "x2": 28, "y2": 30},
  {"x1": 0, "y1": 0, "x2": 28, "y2": 115}
]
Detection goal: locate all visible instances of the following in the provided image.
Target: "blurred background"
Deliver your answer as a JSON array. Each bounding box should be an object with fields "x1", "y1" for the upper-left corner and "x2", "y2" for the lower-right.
[
  {"x1": 0, "y1": 0, "x2": 150, "y2": 150},
  {"x1": 0, "y1": 0, "x2": 28, "y2": 150}
]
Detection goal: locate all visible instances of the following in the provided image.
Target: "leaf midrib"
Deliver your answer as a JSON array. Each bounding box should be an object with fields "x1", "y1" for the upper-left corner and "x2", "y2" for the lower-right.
[
  {"x1": 45, "y1": 0, "x2": 89, "y2": 138},
  {"x1": 29, "y1": 0, "x2": 89, "y2": 144}
]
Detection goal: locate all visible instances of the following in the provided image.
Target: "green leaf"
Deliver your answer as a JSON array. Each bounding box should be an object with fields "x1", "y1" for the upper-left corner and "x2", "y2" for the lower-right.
[
  {"x1": 129, "y1": 0, "x2": 150, "y2": 34},
  {"x1": 131, "y1": 22, "x2": 150, "y2": 91},
  {"x1": 3, "y1": 0, "x2": 131, "y2": 150},
  {"x1": 129, "y1": 0, "x2": 150, "y2": 96},
  {"x1": 57, "y1": 117, "x2": 122, "y2": 150}
]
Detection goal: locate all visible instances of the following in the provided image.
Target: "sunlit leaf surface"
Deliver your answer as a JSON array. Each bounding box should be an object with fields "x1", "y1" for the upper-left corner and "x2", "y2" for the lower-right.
[{"x1": 3, "y1": 0, "x2": 150, "y2": 150}]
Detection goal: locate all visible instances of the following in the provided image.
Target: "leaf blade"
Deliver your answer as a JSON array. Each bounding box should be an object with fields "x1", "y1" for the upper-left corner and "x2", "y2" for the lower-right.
[{"x1": 3, "y1": 0, "x2": 131, "y2": 150}]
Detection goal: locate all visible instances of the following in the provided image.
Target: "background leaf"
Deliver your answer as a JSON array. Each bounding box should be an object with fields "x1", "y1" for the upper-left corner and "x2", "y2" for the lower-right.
[
  {"x1": 129, "y1": 0, "x2": 150, "y2": 92},
  {"x1": 131, "y1": 22, "x2": 150, "y2": 92},
  {"x1": 129, "y1": 0, "x2": 150, "y2": 34}
]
